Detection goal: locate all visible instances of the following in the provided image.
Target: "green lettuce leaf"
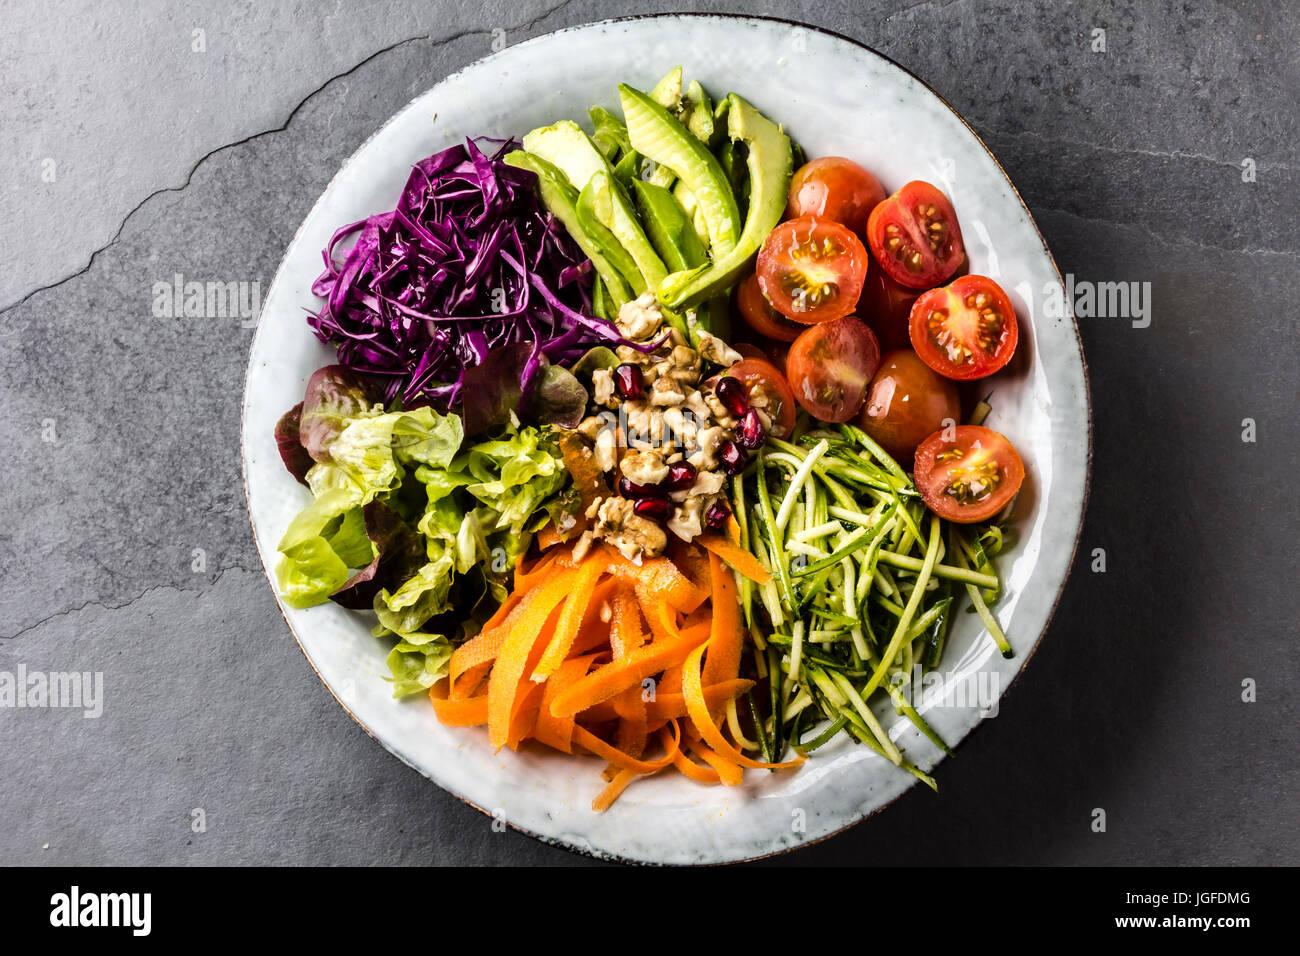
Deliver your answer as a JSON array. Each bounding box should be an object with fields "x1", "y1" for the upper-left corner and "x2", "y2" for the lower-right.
[
  {"x1": 324, "y1": 506, "x2": 375, "y2": 569},
  {"x1": 463, "y1": 425, "x2": 567, "y2": 535},
  {"x1": 385, "y1": 639, "x2": 454, "y2": 697},
  {"x1": 275, "y1": 488, "x2": 361, "y2": 608},
  {"x1": 373, "y1": 551, "x2": 456, "y2": 636},
  {"x1": 277, "y1": 537, "x2": 350, "y2": 609}
]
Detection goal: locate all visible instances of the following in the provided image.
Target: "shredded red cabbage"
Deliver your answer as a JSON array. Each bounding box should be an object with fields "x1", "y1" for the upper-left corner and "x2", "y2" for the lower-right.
[{"x1": 309, "y1": 138, "x2": 623, "y2": 408}]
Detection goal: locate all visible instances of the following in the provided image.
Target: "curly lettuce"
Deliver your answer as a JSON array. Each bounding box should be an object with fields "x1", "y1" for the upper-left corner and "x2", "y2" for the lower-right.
[{"x1": 274, "y1": 368, "x2": 572, "y2": 696}]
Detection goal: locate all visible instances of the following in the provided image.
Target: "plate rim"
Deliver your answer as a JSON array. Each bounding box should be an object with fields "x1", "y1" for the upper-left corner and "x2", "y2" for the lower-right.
[{"x1": 240, "y1": 11, "x2": 1092, "y2": 866}]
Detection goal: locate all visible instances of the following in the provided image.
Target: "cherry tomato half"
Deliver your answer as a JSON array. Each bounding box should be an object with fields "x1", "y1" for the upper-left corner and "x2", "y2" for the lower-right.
[
  {"x1": 736, "y1": 273, "x2": 804, "y2": 342},
  {"x1": 756, "y1": 216, "x2": 869, "y2": 324},
  {"x1": 866, "y1": 181, "x2": 965, "y2": 290},
  {"x1": 726, "y1": 357, "x2": 798, "y2": 439},
  {"x1": 857, "y1": 253, "x2": 922, "y2": 353},
  {"x1": 786, "y1": 317, "x2": 880, "y2": 423},
  {"x1": 857, "y1": 350, "x2": 961, "y2": 464},
  {"x1": 914, "y1": 425, "x2": 1024, "y2": 524},
  {"x1": 909, "y1": 274, "x2": 1019, "y2": 381},
  {"x1": 786, "y1": 157, "x2": 886, "y2": 236}
]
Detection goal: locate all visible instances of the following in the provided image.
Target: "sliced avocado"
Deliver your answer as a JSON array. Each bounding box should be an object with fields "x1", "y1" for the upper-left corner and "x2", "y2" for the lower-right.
[
  {"x1": 576, "y1": 175, "x2": 645, "y2": 293},
  {"x1": 504, "y1": 150, "x2": 634, "y2": 310},
  {"x1": 622, "y1": 179, "x2": 694, "y2": 340},
  {"x1": 590, "y1": 276, "x2": 612, "y2": 321},
  {"x1": 522, "y1": 120, "x2": 667, "y2": 289},
  {"x1": 611, "y1": 149, "x2": 639, "y2": 187},
  {"x1": 630, "y1": 179, "x2": 708, "y2": 273},
  {"x1": 619, "y1": 83, "x2": 741, "y2": 260},
  {"x1": 588, "y1": 106, "x2": 631, "y2": 162},
  {"x1": 657, "y1": 93, "x2": 793, "y2": 310},
  {"x1": 704, "y1": 293, "x2": 731, "y2": 341},
  {"x1": 683, "y1": 80, "x2": 714, "y2": 144},
  {"x1": 717, "y1": 139, "x2": 750, "y2": 223},
  {"x1": 644, "y1": 158, "x2": 677, "y2": 190},
  {"x1": 649, "y1": 66, "x2": 683, "y2": 110},
  {"x1": 790, "y1": 139, "x2": 807, "y2": 172},
  {"x1": 643, "y1": 68, "x2": 688, "y2": 189},
  {"x1": 671, "y1": 179, "x2": 712, "y2": 252}
]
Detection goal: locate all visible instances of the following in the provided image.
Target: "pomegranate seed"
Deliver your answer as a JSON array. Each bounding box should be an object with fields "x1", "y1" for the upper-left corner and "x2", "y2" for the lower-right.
[
  {"x1": 718, "y1": 440, "x2": 747, "y2": 475},
  {"x1": 634, "y1": 497, "x2": 671, "y2": 522},
  {"x1": 735, "y1": 408, "x2": 767, "y2": 450},
  {"x1": 613, "y1": 363, "x2": 643, "y2": 400},
  {"x1": 665, "y1": 461, "x2": 697, "y2": 490},
  {"x1": 705, "y1": 500, "x2": 731, "y2": 529},
  {"x1": 715, "y1": 376, "x2": 749, "y2": 417},
  {"x1": 618, "y1": 476, "x2": 663, "y2": 499}
]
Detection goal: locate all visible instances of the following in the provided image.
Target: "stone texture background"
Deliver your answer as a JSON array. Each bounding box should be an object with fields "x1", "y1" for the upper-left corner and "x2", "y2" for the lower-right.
[{"x1": 1, "y1": 0, "x2": 1295, "y2": 866}]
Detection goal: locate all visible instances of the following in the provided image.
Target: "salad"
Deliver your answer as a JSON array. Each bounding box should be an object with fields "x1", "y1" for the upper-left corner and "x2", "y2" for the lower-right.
[{"x1": 271, "y1": 66, "x2": 1027, "y2": 810}]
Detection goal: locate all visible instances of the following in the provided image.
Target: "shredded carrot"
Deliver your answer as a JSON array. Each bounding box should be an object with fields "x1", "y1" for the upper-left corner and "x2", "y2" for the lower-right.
[
  {"x1": 428, "y1": 679, "x2": 489, "y2": 726},
  {"x1": 487, "y1": 564, "x2": 579, "y2": 749},
  {"x1": 450, "y1": 661, "x2": 491, "y2": 701},
  {"x1": 688, "y1": 737, "x2": 744, "y2": 786},
  {"x1": 506, "y1": 680, "x2": 547, "y2": 750},
  {"x1": 549, "y1": 626, "x2": 710, "y2": 719},
  {"x1": 449, "y1": 596, "x2": 532, "y2": 684},
  {"x1": 605, "y1": 546, "x2": 707, "y2": 613},
  {"x1": 613, "y1": 684, "x2": 648, "y2": 759},
  {"x1": 570, "y1": 577, "x2": 619, "y2": 657},
  {"x1": 428, "y1": 533, "x2": 796, "y2": 810},
  {"x1": 638, "y1": 582, "x2": 683, "y2": 643},
  {"x1": 646, "y1": 678, "x2": 754, "y2": 721},
  {"x1": 559, "y1": 431, "x2": 610, "y2": 515},
  {"x1": 533, "y1": 653, "x2": 598, "y2": 754},
  {"x1": 672, "y1": 746, "x2": 722, "y2": 784},
  {"x1": 696, "y1": 533, "x2": 772, "y2": 584},
  {"x1": 531, "y1": 553, "x2": 606, "y2": 681},
  {"x1": 572, "y1": 720, "x2": 680, "y2": 773},
  {"x1": 513, "y1": 547, "x2": 561, "y2": 592},
  {"x1": 592, "y1": 768, "x2": 641, "y2": 811},
  {"x1": 534, "y1": 523, "x2": 565, "y2": 552},
  {"x1": 702, "y1": 551, "x2": 743, "y2": 721},
  {"x1": 609, "y1": 585, "x2": 644, "y2": 659},
  {"x1": 682, "y1": 641, "x2": 804, "y2": 771}
]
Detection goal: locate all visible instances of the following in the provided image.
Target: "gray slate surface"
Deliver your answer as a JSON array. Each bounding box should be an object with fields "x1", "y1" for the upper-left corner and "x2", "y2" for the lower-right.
[{"x1": 1, "y1": 0, "x2": 1296, "y2": 866}]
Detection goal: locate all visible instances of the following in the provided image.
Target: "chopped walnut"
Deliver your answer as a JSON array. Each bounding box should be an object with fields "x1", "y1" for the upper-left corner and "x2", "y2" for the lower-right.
[
  {"x1": 649, "y1": 376, "x2": 686, "y2": 407},
  {"x1": 615, "y1": 293, "x2": 664, "y2": 342},
  {"x1": 621, "y1": 448, "x2": 670, "y2": 486},
  {"x1": 593, "y1": 496, "x2": 667, "y2": 559},
  {"x1": 591, "y1": 367, "x2": 618, "y2": 408},
  {"x1": 668, "y1": 495, "x2": 708, "y2": 541},
  {"x1": 696, "y1": 329, "x2": 743, "y2": 366},
  {"x1": 688, "y1": 425, "x2": 728, "y2": 471},
  {"x1": 593, "y1": 427, "x2": 618, "y2": 473},
  {"x1": 670, "y1": 468, "x2": 725, "y2": 503}
]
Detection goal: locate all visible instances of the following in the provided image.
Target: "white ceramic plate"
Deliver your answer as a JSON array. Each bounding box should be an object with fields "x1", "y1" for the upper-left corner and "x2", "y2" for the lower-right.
[{"x1": 242, "y1": 14, "x2": 1089, "y2": 865}]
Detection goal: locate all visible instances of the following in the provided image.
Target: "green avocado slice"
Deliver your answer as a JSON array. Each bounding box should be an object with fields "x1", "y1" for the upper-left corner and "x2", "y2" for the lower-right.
[
  {"x1": 618, "y1": 83, "x2": 741, "y2": 260},
  {"x1": 521, "y1": 120, "x2": 667, "y2": 289},
  {"x1": 503, "y1": 150, "x2": 633, "y2": 310},
  {"x1": 657, "y1": 93, "x2": 793, "y2": 311}
]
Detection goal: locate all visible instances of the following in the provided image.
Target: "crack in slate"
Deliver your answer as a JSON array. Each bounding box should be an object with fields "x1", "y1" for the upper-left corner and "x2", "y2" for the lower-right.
[
  {"x1": 0, "y1": 0, "x2": 583, "y2": 316},
  {"x1": 0, "y1": 0, "x2": 589, "y2": 644},
  {"x1": 0, "y1": 565, "x2": 261, "y2": 646}
]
